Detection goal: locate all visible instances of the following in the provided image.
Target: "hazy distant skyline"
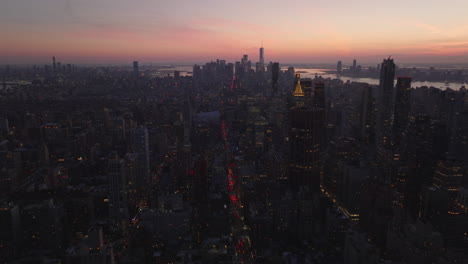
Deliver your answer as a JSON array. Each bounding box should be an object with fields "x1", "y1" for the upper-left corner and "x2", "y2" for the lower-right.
[{"x1": 2, "y1": 0, "x2": 468, "y2": 64}]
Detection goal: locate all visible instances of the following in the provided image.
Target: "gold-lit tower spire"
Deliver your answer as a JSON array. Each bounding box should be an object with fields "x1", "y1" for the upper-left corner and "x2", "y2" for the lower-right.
[{"x1": 292, "y1": 73, "x2": 304, "y2": 97}]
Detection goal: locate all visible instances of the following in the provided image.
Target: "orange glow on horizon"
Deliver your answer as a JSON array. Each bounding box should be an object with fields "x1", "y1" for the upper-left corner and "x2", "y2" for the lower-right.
[{"x1": 1, "y1": 1, "x2": 468, "y2": 64}]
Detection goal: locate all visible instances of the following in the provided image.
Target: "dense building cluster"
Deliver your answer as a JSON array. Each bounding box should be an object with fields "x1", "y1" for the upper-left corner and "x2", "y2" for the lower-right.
[
  {"x1": 337, "y1": 58, "x2": 468, "y2": 84},
  {"x1": 0, "y1": 50, "x2": 467, "y2": 263}
]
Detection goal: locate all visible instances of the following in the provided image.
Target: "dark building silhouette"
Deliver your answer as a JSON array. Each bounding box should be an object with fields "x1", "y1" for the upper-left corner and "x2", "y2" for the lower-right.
[
  {"x1": 108, "y1": 157, "x2": 129, "y2": 227},
  {"x1": 360, "y1": 86, "x2": 376, "y2": 145},
  {"x1": 133, "y1": 61, "x2": 139, "y2": 76},
  {"x1": 313, "y1": 82, "x2": 325, "y2": 108},
  {"x1": 377, "y1": 57, "x2": 396, "y2": 148},
  {"x1": 301, "y1": 80, "x2": 313, "y2": 102},
  {"x1": 272, "y1": 62, "x2": 279, "y2": 93},
  {"x1": 259, "y1": 45, "x2": 264, "y2": 66},
  {"x1": 52, "y1": 56, "x2": 56, "y2": 72},
  {"x1": 134, "y1": 126, "x2": 150, "y2": 189},
  {"x1": 393, "y1": 77, "x2": 412, "y2": 146}
]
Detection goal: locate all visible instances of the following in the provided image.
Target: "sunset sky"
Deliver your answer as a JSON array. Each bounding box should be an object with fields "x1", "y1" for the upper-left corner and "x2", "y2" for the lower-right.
[{"x1": 2, "y1": 0, "x2": 468, "y2": 65}]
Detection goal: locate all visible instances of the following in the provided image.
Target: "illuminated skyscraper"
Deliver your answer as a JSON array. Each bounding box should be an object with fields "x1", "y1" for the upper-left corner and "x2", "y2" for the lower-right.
[
  {"x1": 292, "y1": 73, "x2": 304, "y2": 97},
  {"x1": 289, "y1": 73, "x2": 323, "y2": 194}
]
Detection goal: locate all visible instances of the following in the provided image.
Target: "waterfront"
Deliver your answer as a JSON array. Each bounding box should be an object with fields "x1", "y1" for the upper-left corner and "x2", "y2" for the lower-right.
[{"x1": 164, "y1": 65, "x2": 467, "y2": 90}]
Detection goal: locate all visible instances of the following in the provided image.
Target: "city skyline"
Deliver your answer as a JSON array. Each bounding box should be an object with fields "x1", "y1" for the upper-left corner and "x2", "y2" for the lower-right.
[
  {"x1": 2, "y1": 29, "x2": 468, "y2": 262},
  {"x1": 2, "y1": 0, "x2": 468, "y2": 64}
]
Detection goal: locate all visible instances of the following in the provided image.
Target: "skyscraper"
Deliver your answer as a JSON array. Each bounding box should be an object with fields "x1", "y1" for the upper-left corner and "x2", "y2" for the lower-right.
[
  {"x1": 242, "y1": 54, "x2": 248, "y2": 63},
  {"x1": 301, "y1": 80, "x2": 313, "y2": 102},
  {"x1": 272, "y1": 62, "x2": 279, "y2": 94},
  {"x1": 289, "y1": 105, "x2": 323, "y2": 194},
  {"x1": 108, "y1": 157, "x2": 129, "y2": 227},
  {"x1": 174, "y1": 70, "x2": 181, "y2": 80},
  {"x1": 0, "y1": 117, "x2": 9, "y2": 134},
  {"x1": 337, "y1": 61, "x2": 342, "y2": 74},
  {"x1": 377, "y1": 57, "x2": 395, "y2": 148},
  {"x1": 134, "y1": 126, "x2": 150, "y2": 189},
  {"x1": 52, "y1": 56, "x2": 56, "y2": 72},
  {"x1": 241, "y1": 54, "x2": 250, "y2": 72},
  {"x1": 259, "y1": 45, "x2": 264, "y2": 65},
  {"x1": 289, "y1": 74, "x2": 323, "y2": 194},
  {"x1": 360, "y1": 86, "x2": 376, "y2": 145},
  {"x1": 313, "y1": 82, "x2": 325, "y2": 108},
  {"x1": 183, "y1": 95, "x2": 191, "y2": 147},
  {"x1": 133, "y1": 61, "x2": 139, "y2": 76},
  {"x1": 255, "y1": 62, "x2": 264, "y2": 73},
  {"x1": 393, "y1": 77, "x2": 411, "y2": 146}
]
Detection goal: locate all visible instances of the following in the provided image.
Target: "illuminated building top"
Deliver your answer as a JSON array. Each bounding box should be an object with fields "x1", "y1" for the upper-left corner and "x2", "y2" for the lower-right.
[{"x1": 292, "y1": 73, "x2": 304, "y2": 97}]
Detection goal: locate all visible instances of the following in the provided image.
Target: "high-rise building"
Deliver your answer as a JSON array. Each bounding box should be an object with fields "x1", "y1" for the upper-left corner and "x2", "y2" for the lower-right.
[
  {"x1": 377, "y1": 57, "x2": 396, "y2": 148},
  {"x1": 288, "y1": 105, "x2": 324, "y2": 194},
  {"x1": 313, "y1": 82, "x2": 326, "y2": 149},
  {"x1": 292, "y1": 73, "x2": 304, "y2": 97},
  {"x1": 133, "y1": 61, "x2": 139, "y2": 75},
  {"x1": 255, "y1": 62, "x2": 264, "y2": 73},
  {"x1": 259, "y1": 45, "x2": 264, "y2": 65},
  {"x1": 242, "y1": 54, "x2": 248, "y2": 63},
  {"x1": 433, "y1": 160, "x2": 464, "y2": 203},
  {"x1": 393, "y1": 77, "x2": 412, "y2": 146},
  {"x1": 0, "y1": 117, "x2": 9, "y2": 134},
  {"x1": 337, "y1": 61, "x2": 342, "y2": 74},
  {"x1": 134, "y1": 126, "x2": 150, "y2": 189},
  {"x1": 183, "y1": 94, "x2": 191, "y2": 147},
  {"x1": 193, "y1": 64, "x2": 201, "y2": 78},
  {"x1": 360, "y1": 86, "x2": 376, "y2": 145},
  {"x1": 235, "y1": 61, "x2": 242, "y2": 77},
  {"x1": 313, "y1": 82, "x2": 325, "y2": 108},
  {"x1": 241, "y1": 55, "x2": 250, "y2": 73},
  {"x1": 108, "y1": 157, "x2": 129, "y2": 227},
  {"x1": 301, "y1": 80, "x2": 313, "y2": 102},
  {"x1": 289, "y1": 72, "x2": 323, "y2": 193},
  {"x1": 272, "y1": 62, "x2": 279, "y2": 94},
  {"x1": 52, "y1": 56, "x2": 56, "y2": 72}
]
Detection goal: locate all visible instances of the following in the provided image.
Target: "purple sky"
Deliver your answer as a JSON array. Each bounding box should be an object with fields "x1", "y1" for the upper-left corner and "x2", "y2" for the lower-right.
[{"x1": 2, "y1": 0, "x2": 468, "y2": 64}]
